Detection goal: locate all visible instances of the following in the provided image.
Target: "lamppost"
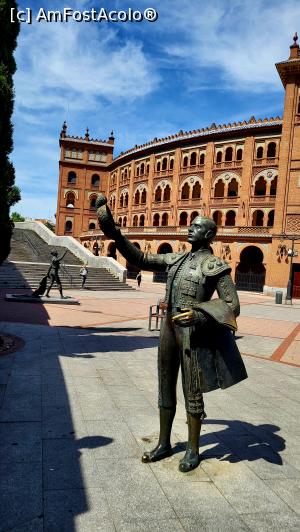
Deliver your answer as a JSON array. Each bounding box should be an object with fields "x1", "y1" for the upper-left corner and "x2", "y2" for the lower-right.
[{"x1": 281, "y1": 233, "x2": 300, "y2": 304}]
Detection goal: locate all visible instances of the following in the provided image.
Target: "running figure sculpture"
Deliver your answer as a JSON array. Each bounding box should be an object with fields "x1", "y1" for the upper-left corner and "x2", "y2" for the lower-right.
[
  {"x1": 96, "y1": 194, "x2": 247, "y2": 472},
  {"x1": 45, "y1": 250, "x2": 68, "y2": 298}
]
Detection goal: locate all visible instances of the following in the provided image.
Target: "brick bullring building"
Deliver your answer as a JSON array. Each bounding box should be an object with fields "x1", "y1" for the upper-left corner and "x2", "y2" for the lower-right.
[{"x1": 56, "y1": 37, "x2": 300, "y2": 296}]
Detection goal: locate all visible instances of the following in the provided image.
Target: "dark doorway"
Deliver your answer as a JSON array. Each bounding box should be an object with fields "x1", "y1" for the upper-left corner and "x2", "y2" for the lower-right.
[
  {"x1": 235, "y1": 246, "x2": 266, "y2": 292},
  {"x1": 292, "y1": 264, "x2": 300, "y2": 298}
]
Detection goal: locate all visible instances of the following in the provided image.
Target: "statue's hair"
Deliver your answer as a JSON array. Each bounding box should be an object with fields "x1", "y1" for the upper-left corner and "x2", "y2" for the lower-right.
[
  {"x1": 192, "y1": 216, "x2": 217, "y2": 240},
  {"x1": 50, "y1": 250, "x2": 58, "y2": 256}
]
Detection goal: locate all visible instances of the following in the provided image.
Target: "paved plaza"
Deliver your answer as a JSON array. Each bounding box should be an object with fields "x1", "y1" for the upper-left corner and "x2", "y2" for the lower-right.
[{"x1": 0, "y1": 283, "x2": 300, "y2": 531}]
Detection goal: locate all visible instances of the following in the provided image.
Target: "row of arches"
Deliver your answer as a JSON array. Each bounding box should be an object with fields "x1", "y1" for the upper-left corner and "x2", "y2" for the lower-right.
[
  {"x1": 156, "y1": 157, "x2": 174, "y2": 172},
  {"x1": 216, "y1": 147, "x2": 243, "y2": 163},
  {"x1": 256, "y1": 142, "x2": 277, "y2": 159},
  {"x1": 213, "y1": 174, "x2": 277, "y2": 198},
  {"x1": 136, "y1": 162, "x2": 150, "y2": 176},
  {"x1": 154, "y1": 184, "x2": 171, "y2": 202},
  {"x1": 67, "y1": 171, "x2": 100, "y2": 187},
  {"x1": 65, "y1": 192, "x2": 98, "y2": 210},
  {"x1": 212, "y1": 209, "x2": 275, "y2": 227},
  {"x1": 182, "y1": 152, "x2": 205, "y2": 167},
  {"x1": 134, "y1": 188, "x2": 147, "y2": 205}
]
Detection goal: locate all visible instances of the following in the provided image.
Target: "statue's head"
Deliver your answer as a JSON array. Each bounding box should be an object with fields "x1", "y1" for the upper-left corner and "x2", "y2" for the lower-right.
[
  {"x1": 50, "y1": 250, "x2": 58, "y2": 257},
  {"x1": 187, "y1": 216, "x2": 217, "y2": 245}
]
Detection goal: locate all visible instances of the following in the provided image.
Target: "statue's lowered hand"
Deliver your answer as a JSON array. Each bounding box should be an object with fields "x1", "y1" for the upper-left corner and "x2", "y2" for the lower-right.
[{"x1": 96, "y1": 194, "x2": 120, "y2": 239}]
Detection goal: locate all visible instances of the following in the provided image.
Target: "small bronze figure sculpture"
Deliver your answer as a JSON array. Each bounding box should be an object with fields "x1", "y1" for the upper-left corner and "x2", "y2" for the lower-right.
[
  {"x1": 45, "y1": 250, "x2": 68, "y2": 298},
  {"x1": 96, "y1": 194, "x2": 247, "y2": 472}
]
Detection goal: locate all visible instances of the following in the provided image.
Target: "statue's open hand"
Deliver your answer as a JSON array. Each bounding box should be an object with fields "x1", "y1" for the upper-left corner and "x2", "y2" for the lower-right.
[{"x1": 172, "y1": 309, "x2": 206, "y2": 327}]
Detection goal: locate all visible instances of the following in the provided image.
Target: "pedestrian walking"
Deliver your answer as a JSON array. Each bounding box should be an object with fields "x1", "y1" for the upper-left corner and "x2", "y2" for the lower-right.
[
  {"x1": 136, "y1": 272, "x2": 142, "y2": 288},
  {"x1": 80, "y1": 265, "x2": 88, "y2": 288}
]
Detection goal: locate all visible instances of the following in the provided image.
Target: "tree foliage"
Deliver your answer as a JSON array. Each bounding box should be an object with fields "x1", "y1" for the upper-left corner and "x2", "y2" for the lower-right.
[
  {"x1": 11, "y1": 211, "x2": 25, "y2": 222},
  {"x1": 0, "y1": 0, "x2": 20, "y2": 264}
]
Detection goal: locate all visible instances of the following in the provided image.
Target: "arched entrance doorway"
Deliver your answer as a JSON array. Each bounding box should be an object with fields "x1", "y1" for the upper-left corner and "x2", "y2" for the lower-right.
[
  {"x1": 154, "y1": 243, "x2": 173, "y2": 282},
  {"x1": 235, "y1": 246, "x2": 266, "y2": 292},
  {"x1": 126, "y1": 242, "x2": 141, "y2": 279}
]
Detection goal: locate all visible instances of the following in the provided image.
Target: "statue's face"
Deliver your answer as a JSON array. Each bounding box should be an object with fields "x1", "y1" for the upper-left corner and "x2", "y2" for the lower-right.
[{"x1": 187, "y1": 216, "x2": 213, "y2": 244}]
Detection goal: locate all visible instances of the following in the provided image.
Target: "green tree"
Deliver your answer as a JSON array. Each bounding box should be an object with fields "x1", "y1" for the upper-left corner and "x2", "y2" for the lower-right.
[
  {"x1": 0, "y1": 0, "x2": 20, "y2": 264},
  {"x1": 11, "y1": 211, "x2": 25, "y2": 222}
]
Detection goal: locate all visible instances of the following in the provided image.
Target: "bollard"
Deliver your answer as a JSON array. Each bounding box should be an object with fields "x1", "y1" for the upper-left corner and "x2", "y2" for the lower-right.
[{"x1": 275, "y1": 290, "x2": 283, "y2": 304}]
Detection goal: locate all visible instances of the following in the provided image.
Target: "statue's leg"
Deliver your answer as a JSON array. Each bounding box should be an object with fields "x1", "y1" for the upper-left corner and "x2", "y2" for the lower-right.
[
  {"x1": 141, "y1": 313, "x2": 179, "y2": 463},
  {"x1": 57, "y1": 274, "x2": 64, "y2": 298},
  {"x1": 45, "y1": 275, "x2": 54, "y2": 296},
  {"x1": 179, "y1": 413, "x2": 202, "y2": 472}
]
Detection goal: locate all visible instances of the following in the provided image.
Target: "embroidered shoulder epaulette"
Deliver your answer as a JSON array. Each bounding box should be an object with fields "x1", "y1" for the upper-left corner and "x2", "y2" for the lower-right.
[
  {"x1": 202, "y1": 255, "x2": 231, "y2": 276},
  {"x1": 164, "y1": 252, "x2": 186, "y2": 266}
]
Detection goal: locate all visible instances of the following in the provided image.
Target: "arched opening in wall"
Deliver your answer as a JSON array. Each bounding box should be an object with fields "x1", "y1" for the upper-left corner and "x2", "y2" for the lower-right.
[
  {"x1": 91, "y1": 174, "x2": 100, "y2": 187},
  {"x1": 134, "y1": 190, "x2": 140, "y2": 205},
  {"x1": 200, "y1": 153, "x2": 205, "y2": 165},
  {"x1": 163, "y1": 185, "x2": 171, "y2": 201},
  {"x1": 236, "y1": 148, "x2": 243, "y2": 161},
  {"x1": 179, "y1": 212, "x2": 188, "y2": 226},
  {"x1": 90, "y1": 196, "x2": 97, "y2": 210},
  {"x1": 192, "y1": 182, "x2": 201, "y2": 199},
  {"x1": 252, "y1": 209, "x2": 264, "y2": 226},
  {"x1": 267, "y1": 210, "x2": 275, "y2": 227},
  {"x1": 153, "y1": 213, "x2": 160, "y2": 226},
  {"x1": 88, "y1": 222, "x2": 96, "y2": 230},
  {"x1": 270, "y1": 176, "x2": 277, "y2": 196},
  {"x1": 190, "y1": 152, "x2": 197, "y2": 166},
  {"x1": 225, "y1": 210, "x2": 236, "y2": 226},
  {"x1": 124, "y1": 169, "x2": 128, "y2": 179},
  {"x1": 136, "y1": 167, "x2": 140, "y2": 177},
  {"x1": 140, "y1": 163, "x2": 145, "y2": 175},
  {"x1": 123, "y1": 216, "x2": 127, "y2": 227},
  {"x1": 190, "y1": 211, "x2": 199, "y2": 222},
  {"x1": 161, "y1": 213, "x2": 168, "y2": 226},
  {"x1": 225, "y1": 147, "x2": 233, "y2": 162},
  {"x1": 235, "y1": 246, "x2": 266, "y2": 292},
  {"x1": 140, "y1": 214, "x2": 145, "y2": 226},
  {"x1": 156, "y1": 161, "x2": 161, "y2": 172},
  {"x1": 118, "y1": 217, "x2": 122, "y2": 225},
  {"x1": 228, "y1": 178, "x2": 238, "y2": 197},
  {"x1": 107, "y1": 241, "x2": 117, "y2": 260},
  {"x1": 146, "y1": 164, "x2": 150, "y2": 174},
  {"x1": 155, "y1": 186, "x2": 162, "y2": 202},
  {"x1": 67, "y1": 171, "x2": 76, "y2": 184},
  {"x1": 267, "y1": 142, "x2": 276, "y2": 158},
  {"x1": 65, "y1": 220, "x2": 73, "y2": 232},
  {"x1": 154, "y1": 243, "x2": 173, "y2": 282},
  {"x1": 126, "y1": 243, "x2": 141, "y2": 278},
  {"x1": 181, "y1": 183, "x2": 190, "y2": 199},
  {"x1": 214, "y1": 179, "x2": 225, "y2": 197},
  {"x1": 162, "y1": 157, "x2": 168, "y2": 170},
  {"x1": 124, "y1": 193, "x2": 128, "y2": 207},
  {"x1": 213, "y1": 210, "x2": 222, "y2": 226},
  {"x1": 254, "y1": 176, "x2": 267, "y2": 196},
  {"x1": 66, "y1": 192, "x2": 75, "y2": 208},
  {"x1": 216, "y1": 151, "x2": 222, "y2": 163},
  {"x1": 170, "y1": 159, "x2": 174, "y2": 170},
  {"x1": 183, "y1": 156, "x2": 188, "y2": 167},
  {"x1": 158, "y1": 243, "x2": 173, "y2": 254},
  {"x1": 256, "y1": 146, "x2": 263, "y2": 159},
  {"x1": 133, "y1": 215, "x2": 138, "y2": 227},
  {"x1": 119, "y1": 195, "x2": 124, "y2": 208},
  {"x1": 141, "y1": 189, "x2": 147, "y2": 203}
]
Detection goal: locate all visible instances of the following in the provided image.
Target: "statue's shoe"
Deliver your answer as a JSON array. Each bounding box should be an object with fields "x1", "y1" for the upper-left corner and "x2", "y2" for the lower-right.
[
  {"x1": 178, "y1": 449, "x2": 199, "y2": 473},
  {"x1": 141, "y1": 445, "x2": 172, "y2": 463}
]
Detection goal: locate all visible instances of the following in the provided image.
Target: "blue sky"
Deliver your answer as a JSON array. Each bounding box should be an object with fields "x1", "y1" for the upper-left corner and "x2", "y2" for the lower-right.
[{"x1": 11, "y1": 0, "x2": 300, "y2": 220}]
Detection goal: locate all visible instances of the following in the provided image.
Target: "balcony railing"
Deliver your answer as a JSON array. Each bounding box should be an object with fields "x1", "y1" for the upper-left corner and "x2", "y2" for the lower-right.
[
  {"x1": 253, "y1": 157, "x2": 279, "y2": 166},
  {"x1": 250, "y1": 195, "x2": 276, "y2": 204},
  {"x1": 180, "y1": 164, "x2": 204, "y2": 174},
  {"x1": 210, "y1": 196, "x2": 240, "y2": 204},
  {"x1": 213, "y1": 160, "x2": 242, "y2": 169}
]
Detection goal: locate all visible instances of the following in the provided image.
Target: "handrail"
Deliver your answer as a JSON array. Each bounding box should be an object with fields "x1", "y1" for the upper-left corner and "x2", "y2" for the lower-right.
[
  {"x1": 60, "y1": 261, "x2": 74, "y2": 287},
  {"x1": 22, "y1": 231, "x2": 39, "y2": 258}
]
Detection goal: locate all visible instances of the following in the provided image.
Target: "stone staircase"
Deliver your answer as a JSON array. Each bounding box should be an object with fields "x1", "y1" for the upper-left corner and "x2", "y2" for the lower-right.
[{"x1": 1, "y1": 228, "x2": 133, "y2": 291}]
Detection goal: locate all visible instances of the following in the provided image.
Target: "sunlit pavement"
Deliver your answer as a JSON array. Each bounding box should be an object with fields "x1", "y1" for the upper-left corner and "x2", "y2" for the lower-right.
[{"x1": 0, "y1": 284, "x2": 300, "y2": 530}]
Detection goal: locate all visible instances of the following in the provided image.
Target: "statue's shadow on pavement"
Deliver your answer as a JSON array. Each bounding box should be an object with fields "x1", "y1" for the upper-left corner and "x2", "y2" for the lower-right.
[{"x1": 173, "y1": 419, "x2": 285, "y2": 465}]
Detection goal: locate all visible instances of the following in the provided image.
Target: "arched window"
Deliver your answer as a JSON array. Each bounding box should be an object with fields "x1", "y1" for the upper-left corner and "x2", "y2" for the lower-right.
[
  {"x1": 236, "y1": 148, "x2": 243, "y2": 161},
  {"x1": 170, "y1": 159, "x2": 174, "y2": 170},
  {"x1": 140, "y1": 163, "x2": 145, "y2": 175},
  {"x1": 133, "y1": 215, "x2": 138, "y2": 227},
  {"x1": 155, "y1": 186, "x2": 162, "y2": 202},
  {"x1": 192, "y1": 182, "x2": 201, "y2": 199},
  {"x1": 179, "y1": 212, "x2": 188, "y2": 226},
  {"x1": 118, "y1": 217, "x2": 122, "y2": 225},
  {"x1": 123, "y1": 216, "x2": 127, "y2": 227},
  {"x1": 136, "y1": 167, "x2": 140, "y2": 177},
  {"x1": 134, "y1": 190, "x2": 140, "y2": 205},
  {"x1": 190, "y1": 211, "x2": 199, "y2": 222},
  {"x1": 216, "y1": 151, "x2": 222, "y2": 163},
  {"x1": 214, "y1": 179, "x2": 225, "y2": 197},
  {"x1": 67, "y1": 171, "x2": 76, "y2": 184},
  {"x1": 156, "y1": 161, "x2": 161, "y2": 172},
  {"x1": 183, "y1": 156, "x2": 188, "y2": 167},
  {"x1": 228, "y1": 178, "x2": 239, "y2": 197},
  {"x1": 90, "y1": 196, "x2": 97, "y2": 210},
  {"x1": 256, "y1": 146, "x2": 263, "y2": 159},
  {"x1": 225, "y1": 147, "x2": 233, "y2": 162},
  {"x1": 161, "y1": 213, "x2": 168, "y2": 226},
  {"x1": 146, "y1": 163, "x2": 150, "y2": 174},
  {"x1": 181, "y1": 183, "x2": 190, "y2": 199},
  {"x1": 119, "y1": 195, "x2": 124, "y2": 208},
  {"x1": 200, "y1": 153, "x2": 205, "y2": 165},
  {"x1": 267, "y1": 142, "x2": 276, "y2": 158},
  {"x1": 190, "y1": 152, "x2": 197, "y2": 166},
  {"x1": 163, "y1": 185, "x2": 171, "y2": 201},
  {"x1": 213, "y1": 210, "x2": 222, "y2": 226},
  {"x1": 65, "y1": 220, "x2": 73, "y2": 232},
  {"x1": 225, "y1": 210, "x2": 236, "y2": 226},
  {"x1": 124, "y1": 169, "x2": 128, "y2": 179},
  {"x1": 140, "y1": 214, "x2": 145, "y2": 227},
  {"x1": 153, "y1": 213, "x2": 160, "y2": 226},
  {"x1": 162, "y1": 157, "x2": 168, "y2": 170},
  {"x1": 124, "y1": 193, "x2": 128, "y2": 207},
  {"x1": 91, "y1": 174, "x2": 100, "y2": 186},
  {"x1": 267, "y1": 210, "x2": 275, "y2": 227},
  {"x1": 270, "y1": 176, "x2": 277, "y2": 196},
  {"x1": 66, "y1": 192, "x2": 75, "y2": 208},
  {"x1": 141, "y1": 189, "x2": 147, "y2": 203},
  {"x1": 254, "y1": 176, "x2": 267, "y2": 196},
  {"x1": 89, "y1": 222, "x2": 96, "y2": 230},
  {"x1": 252, "y1": 210, "x2": 264, "y2": 226}
]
